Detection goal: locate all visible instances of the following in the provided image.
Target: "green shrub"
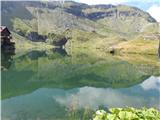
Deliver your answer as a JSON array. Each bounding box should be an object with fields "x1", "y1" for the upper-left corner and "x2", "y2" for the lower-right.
[
  {"x1": 93, "y1": 107, "x2": 160, "y2": 120},
  {"x1": 47, "y1": 33, "x2": 56, "y2": 40},
  {"x1": 47, "y1": 33, "x2": 65, "y2": 42},
  {"x1": 47, "y1": 33, "x2": 67, "y2": 46}
]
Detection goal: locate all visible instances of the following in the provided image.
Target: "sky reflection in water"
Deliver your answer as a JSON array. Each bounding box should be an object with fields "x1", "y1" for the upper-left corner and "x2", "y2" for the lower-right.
[{"x1": 2, "y1": 76, "x2": 160, "y2": 119}]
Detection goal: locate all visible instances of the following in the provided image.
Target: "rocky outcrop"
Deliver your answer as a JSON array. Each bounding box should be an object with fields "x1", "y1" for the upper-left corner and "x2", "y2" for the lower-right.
[{"x1": 27, "y1": 32, "x2": 47, "y2": 42}]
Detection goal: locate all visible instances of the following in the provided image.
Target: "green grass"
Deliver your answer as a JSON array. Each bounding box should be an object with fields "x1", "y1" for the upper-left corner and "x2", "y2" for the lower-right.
[
  {"x1": 12, "y1": 17, "x2": 33, "y2": 34},
  {"x1": 114, "y1": 38, "x2": 159, "y2": 55}
]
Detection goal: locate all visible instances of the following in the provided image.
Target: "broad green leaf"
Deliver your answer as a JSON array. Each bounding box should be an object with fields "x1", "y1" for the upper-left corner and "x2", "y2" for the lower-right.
[{"x1": 93, "y1": 107, "x2": 160, "y2": 120}]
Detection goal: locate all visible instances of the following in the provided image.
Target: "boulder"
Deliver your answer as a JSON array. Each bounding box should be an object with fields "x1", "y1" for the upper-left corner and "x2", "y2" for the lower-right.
[{"x1": 27, "y1": 32, "x2": 46, "y2": 42}]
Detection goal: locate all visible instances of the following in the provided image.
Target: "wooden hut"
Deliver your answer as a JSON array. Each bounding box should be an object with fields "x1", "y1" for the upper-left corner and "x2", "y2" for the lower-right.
[{"x1": 1, "y1": 26, "x2": 15, "y2": 51}]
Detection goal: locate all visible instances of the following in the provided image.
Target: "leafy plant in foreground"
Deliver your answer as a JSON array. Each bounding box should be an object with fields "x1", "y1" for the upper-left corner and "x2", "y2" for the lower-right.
[{"x1": 93, "y1": 107, "x2": 160, "y2": 120}]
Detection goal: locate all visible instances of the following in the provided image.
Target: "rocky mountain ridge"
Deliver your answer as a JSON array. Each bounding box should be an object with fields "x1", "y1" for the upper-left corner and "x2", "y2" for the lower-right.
[{"x1": 1, "y1": 1, "x2": 158, "y2": 35}]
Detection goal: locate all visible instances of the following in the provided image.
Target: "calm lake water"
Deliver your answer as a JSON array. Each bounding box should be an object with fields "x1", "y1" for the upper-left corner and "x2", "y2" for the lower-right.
[{"x1": 1, "y1": 48, "x2": 160, "y2": 120}]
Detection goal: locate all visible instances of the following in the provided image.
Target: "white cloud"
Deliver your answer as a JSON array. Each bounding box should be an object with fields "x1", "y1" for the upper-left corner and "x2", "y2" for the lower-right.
[
  {"x1": 140, "y1": 76, "x2": 160, "y2": 91},
  {"x1": 53, "y1": 87, "x2": 142, "y2": 109},
  {"x1": 147, "y1": 5, "x2": 160, "y2": 22}
]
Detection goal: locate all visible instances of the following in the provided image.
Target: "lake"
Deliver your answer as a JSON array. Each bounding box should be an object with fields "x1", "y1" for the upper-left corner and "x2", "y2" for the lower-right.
[{"x1": 1, "y1": 48, "x2": 160, "y2": 120}]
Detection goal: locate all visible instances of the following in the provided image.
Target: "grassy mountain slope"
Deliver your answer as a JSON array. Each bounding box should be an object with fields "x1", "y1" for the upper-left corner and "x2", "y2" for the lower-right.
[
  {"x1": 1, "y1": 1, "x2": 159, "y2": 55},
  {"x1": 2, "y1": 1, "x2": 158, "y2": 35}
]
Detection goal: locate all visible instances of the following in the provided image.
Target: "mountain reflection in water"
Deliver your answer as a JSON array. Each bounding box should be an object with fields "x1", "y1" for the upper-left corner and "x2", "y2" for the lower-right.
[{"x1": 1, "y1": 49, "x2": 160, "y2": 120}]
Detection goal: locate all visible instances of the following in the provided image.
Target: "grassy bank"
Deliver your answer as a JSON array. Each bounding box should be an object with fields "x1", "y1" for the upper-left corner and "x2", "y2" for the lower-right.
[
  {"x1": 114, "y1": 38, "x2": 159, "y2": 55},
  {"x1": 11, "y1": 28, "x2": 159, "y2": 58}
]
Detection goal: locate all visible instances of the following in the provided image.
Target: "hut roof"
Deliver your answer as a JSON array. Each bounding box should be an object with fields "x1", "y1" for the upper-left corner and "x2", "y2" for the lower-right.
[
  {"x1": 0, "y1": 26, "x2": 7, "y2": 32},
  {"x1": 0, "y1": 26, "x2": 11, "y2": 35}
]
